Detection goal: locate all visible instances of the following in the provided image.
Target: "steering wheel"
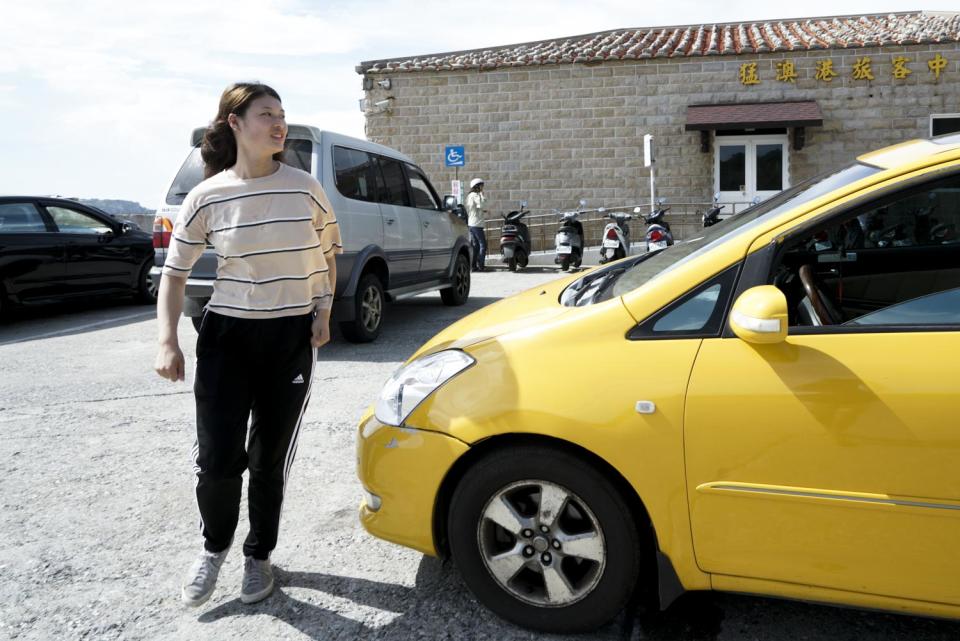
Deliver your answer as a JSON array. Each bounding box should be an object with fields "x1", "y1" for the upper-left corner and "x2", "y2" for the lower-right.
[{"x1": 799, "y1": 264, "x2": 838, "y2": 325}]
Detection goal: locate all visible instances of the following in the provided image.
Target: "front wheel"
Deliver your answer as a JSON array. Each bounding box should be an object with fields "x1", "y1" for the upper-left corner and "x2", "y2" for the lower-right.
[
  {"x1": 441, "y1": 254, "x2": 471, "y2": 306},
  {"x1": 448, "y1": 446, "x2": 640, "y2": 633},
  {"x1": 339, "y1": 273, "x2": 384, "y2": 343},
  {"x1": 135, "y1": 262, "x2": 158, "y2": 304}
]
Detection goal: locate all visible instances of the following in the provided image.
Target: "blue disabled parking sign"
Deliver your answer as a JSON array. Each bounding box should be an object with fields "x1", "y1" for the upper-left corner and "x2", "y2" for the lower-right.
[{"x1": 445, "y1": 146, "x2": 465, "y2": 167}]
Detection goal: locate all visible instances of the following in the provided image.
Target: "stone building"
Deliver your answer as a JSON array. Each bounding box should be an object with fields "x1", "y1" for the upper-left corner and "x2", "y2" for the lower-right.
[{"x1": 357, "y1": 11, "x2": 960, "y2": 242}]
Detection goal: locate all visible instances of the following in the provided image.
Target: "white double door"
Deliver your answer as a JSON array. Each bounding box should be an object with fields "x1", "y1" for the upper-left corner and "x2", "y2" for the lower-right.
[{"x1": 715, "y1": 135, "x2": 789, "y2": 208}]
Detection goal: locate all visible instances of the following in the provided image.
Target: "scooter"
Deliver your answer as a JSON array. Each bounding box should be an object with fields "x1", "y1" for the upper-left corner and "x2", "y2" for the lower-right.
[
  {"x1": 702, "y1": 193, "x2": 725, "y2": 228},
  {"x1": 598, "y1": 208, "x2": 632, "y2": 264},
  {"x1": 554, "y1": 200, "x2": 585, "y2": 271},
  {"x1": 500, "y1": 201, "x2": 531, "y2": 272},
  {"x1": 641, "y1": 198, "x2": 674, "y2": 252}
]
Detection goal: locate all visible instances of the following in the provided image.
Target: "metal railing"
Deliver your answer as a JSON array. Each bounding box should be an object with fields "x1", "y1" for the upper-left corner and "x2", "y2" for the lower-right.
[{"x1": 482, "y1": 201, "x2": 755, "y2": 253}]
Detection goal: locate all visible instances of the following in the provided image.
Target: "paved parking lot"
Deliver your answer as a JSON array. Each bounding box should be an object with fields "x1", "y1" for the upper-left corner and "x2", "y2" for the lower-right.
[{"x1": 2, "y1": 268, "x2": 959, "y2": 641}]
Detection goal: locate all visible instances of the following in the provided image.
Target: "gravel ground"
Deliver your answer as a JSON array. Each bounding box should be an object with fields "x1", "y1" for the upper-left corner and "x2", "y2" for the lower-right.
[{"x1": 1, "y1": 268, "x2": 959, "y2": 641}]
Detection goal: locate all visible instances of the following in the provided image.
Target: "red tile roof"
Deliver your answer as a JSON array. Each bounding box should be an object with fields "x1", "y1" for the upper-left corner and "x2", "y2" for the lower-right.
[
  {"x1": 357, "y1": 11, "x2": 960, "y2": 74},
  {"x1": 686, "y1": 101, "x2": 824, "y2": 130}
]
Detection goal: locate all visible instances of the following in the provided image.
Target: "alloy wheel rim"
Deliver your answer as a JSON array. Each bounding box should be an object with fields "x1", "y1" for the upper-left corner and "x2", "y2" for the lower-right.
[
  {"x1": 361, "y1": 286, "x2": 382, "y2": 331},
  {"x1": 456, "y1": 261, "x2": 469, "y2": 297},
  {"x1": 476, "y1": 480, "x2": 606, "y2": 607}
]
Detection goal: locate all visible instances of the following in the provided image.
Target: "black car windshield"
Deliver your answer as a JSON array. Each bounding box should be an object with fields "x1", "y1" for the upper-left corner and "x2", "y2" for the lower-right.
[{"x1": 609, "y1": 162, "x2": 882, "y2": 298}]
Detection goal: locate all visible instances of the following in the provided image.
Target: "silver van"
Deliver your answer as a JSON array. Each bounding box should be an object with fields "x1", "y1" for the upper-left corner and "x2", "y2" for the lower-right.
[{"x1": 151, "y1": 126, "x2": 472, "y2": 342}]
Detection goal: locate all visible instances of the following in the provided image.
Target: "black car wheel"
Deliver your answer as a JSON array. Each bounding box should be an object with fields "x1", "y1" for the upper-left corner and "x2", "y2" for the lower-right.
[
  {"x1": 135, "y1": 261, "x2": 158, "y2": 304},
  {"x1": 448, "y1": 445, "x2": 640, "y2": 633},
  {"x1": 340, "y1": 273, "x2": 384, "y2": 343},
  {"x1": 441, "y1": 254, "x2": 471, "y2": 306}
]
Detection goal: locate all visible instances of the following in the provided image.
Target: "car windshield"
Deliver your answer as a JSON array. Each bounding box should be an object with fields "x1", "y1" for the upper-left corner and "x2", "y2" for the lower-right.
[{"x1": 608, "y1": 162, "x2": 882, "y2": 299}]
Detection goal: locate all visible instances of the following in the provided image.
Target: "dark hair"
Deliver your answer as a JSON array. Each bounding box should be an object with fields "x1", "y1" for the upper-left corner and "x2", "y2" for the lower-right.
[{"x1": 201, "y1": 82, "x2": 282, "y2": 178}]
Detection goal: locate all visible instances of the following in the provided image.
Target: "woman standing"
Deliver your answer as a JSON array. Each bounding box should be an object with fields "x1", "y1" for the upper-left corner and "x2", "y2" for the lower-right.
[{"x1": 154, "y1": 82, "x2": 341, "y2": 606}]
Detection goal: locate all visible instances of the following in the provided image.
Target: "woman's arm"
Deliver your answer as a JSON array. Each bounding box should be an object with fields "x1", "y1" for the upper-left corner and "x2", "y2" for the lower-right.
[{"x1": 154, "y1": 274, "x2": 188, "y2": 381}]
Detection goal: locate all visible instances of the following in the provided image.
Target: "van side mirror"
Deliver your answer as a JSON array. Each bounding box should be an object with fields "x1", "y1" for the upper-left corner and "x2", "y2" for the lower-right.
[
  {"x1": 442, "y1": 195, "x2": 458, "y2": 211},
  {"x1": 729, "y1": 286, "x2": 788, "y2": 344}
]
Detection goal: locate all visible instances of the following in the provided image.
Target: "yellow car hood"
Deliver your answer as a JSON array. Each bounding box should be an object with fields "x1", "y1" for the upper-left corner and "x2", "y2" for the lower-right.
[{"x1": 410, "y1": 271, "x2": 587, "y2": 360}]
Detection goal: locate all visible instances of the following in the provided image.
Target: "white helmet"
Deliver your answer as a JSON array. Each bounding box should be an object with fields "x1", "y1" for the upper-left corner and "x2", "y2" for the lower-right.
[{"x1": 470, "y1": 178, "x2": 485, "y2": 189}]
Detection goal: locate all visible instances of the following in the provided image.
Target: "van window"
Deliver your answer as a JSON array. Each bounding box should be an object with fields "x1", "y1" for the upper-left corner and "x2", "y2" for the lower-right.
[
  {"x1": 333, "y1": 147, "x2": 379, "y2": 202},
  {"x1": 405, "y1": 164, "x2": 441, "y2": 210},
  {"x1": 378, "y1": 157, "x2": 409, "y2": 206},
  {"x1": 165, "y1": 138, "x2": 314, "y2": 206}
]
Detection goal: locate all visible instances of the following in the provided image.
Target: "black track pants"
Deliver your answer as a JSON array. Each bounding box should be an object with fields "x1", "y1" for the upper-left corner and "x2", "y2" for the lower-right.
[{"x1": 192, "y1": 311, "x2": 316, "y2": 559}]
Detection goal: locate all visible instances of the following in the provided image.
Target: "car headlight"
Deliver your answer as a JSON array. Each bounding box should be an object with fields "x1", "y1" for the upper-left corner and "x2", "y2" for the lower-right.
[{"x1": 374, "y1": 350, "x2": 476, "y2": 427}]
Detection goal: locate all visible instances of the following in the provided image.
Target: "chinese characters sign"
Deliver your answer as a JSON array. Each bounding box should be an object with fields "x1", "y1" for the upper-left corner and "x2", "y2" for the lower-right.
[{"x1": 738, "y1": 53, "x2": 952, "y2": 85}]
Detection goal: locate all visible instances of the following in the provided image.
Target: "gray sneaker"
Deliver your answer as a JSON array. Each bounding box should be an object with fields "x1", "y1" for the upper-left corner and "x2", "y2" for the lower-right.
[
  {"x1": 241, "y1": 556, "x2": 274, "y2": 604},
  {"x1": 181, "y1": 546, "x2": 230, "y2": 607}
]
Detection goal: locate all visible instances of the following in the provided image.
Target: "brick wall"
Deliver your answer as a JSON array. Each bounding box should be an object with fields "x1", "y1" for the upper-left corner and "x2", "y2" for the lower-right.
[{"x1": 363, "y1": 43, "x2": 960, "y2": 239}]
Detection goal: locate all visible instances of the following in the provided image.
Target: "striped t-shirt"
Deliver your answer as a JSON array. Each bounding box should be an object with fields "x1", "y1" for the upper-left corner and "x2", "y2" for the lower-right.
[{"x1": 161, "y1": 162, "x2": 343, "y2": 319}]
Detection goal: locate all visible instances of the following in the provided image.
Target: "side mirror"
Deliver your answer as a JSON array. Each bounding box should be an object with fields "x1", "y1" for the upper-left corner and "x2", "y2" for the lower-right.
[
  {"x1": 713, "y1": 192, "x2": 721, "y2": 201},
  {"x1": 121, "y1": 221, "x2": 140, "y2": 234},
  {"x1": 633, "y1": 207, "x2": 642, "y2": 214},
  {"x1": 729, "y1": 286, "x2": 788, "y2": 344},
  {"x1": 520, "y1": 200, "x2": 528, "y2": 208},
  {"x1": 442, "y1": 195, "x2": 458, "y2": 211},
  {"x1": 597, "y1": 207, "x2": 606, "y2": 214},
  {"x1": 657, "y1": 197, "x2": 666, "y2": 205}
]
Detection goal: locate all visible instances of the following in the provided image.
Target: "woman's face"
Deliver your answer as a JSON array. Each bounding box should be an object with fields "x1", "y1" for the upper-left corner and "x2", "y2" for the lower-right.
[{"x1": 232, "y1": 95, "x2": 287, "y2": 158}]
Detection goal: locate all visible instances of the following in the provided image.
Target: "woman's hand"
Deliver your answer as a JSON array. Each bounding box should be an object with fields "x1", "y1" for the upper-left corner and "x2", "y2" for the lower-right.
[
  {"x1": 311, "y1": 308, "x2": 331, "y2": 348},
  {"x1": 155, "y1": 341, "x2": 185, "y2": 381}
]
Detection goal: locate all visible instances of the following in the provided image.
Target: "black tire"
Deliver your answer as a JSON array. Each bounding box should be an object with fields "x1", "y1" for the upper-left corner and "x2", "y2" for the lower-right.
[
  {"x1": 191, "y1": 316, "x2": 203, "y2": 332},
  {"x1": 0, "y1": 282, "x2": 7, "y2": 320},
  {"x1": 517, "y1": 249, "x2": 529, "y2": 269},
  {"x1": 559, "y1": 256, "x2": 570, "y2": 271},
  {"x1": 135, "y1": 261, "x2": 158, "y2": 304},
  {"x1": 507, "y1": 255, "x2": 518, "y2": 272},
  {"x1": 448, "y1": 445, "x2": 641, "y2": 633},
  {"x1": 614, "y1": 247, "x2": 626, "y2": 261},
  {"x1": 441, "y1": 254, "x2": 471, "y2": 306},
  {"x1": 339, "y1": 273, "x2": 384, "y2": 343}
]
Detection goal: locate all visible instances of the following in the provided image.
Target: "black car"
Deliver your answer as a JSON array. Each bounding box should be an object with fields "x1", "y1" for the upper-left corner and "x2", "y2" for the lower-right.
[{"x1": 0, "y1": 196, "x2": 156, "y2": 317}]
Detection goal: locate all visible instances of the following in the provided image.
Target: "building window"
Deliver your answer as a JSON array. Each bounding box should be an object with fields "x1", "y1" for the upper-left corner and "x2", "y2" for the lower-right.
[
  {"x1": 930, "y1": 114, "x2": 960, "y2": 137},
  {"x1": 715, "y1": 134, "x2": 790, "y2": 209}
]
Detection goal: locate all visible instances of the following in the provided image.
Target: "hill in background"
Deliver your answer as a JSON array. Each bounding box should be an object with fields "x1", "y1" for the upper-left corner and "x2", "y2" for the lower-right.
[{"x1": 79, "y1": 199, "x2": 154, "y2": 216}]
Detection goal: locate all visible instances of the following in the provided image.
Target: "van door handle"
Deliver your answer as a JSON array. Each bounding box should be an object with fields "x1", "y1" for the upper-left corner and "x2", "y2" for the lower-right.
[
  {"x1": 385, "y1": 218, "x2": 395, "y2": 225},
  {"x1": 423, "y1": 221, "x2": 430, "y2": 228}
]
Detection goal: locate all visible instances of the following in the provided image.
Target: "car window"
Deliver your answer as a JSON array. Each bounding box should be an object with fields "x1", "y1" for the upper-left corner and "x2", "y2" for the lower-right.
[
  {"x1": 653, "y1": 285, "x2": 722, "y2": 332},
  {"x1": 405, "y1": 164, "x2": 440, "y2": 210},
  {"x1": 378, "y1": 157, "x2": 409, "y2": 206},
  {"x1": 771, "y1": 172, "x2": 960, "y2": 330},
  {"x1": 333, "y1": 146, "x2": 379, "y2": 202},
  {"x1": 844, "y1": 288, "x2": 960, "y2": 326},
  {"x1": 45, "y1": 206, "x2": 112, "y2": 234},
  {"x1": 283, "y1": 139, "x2": 312, "y2": 173},
  {"x1": 0, "y1": 203, "x2": 47, "y2": 233}
]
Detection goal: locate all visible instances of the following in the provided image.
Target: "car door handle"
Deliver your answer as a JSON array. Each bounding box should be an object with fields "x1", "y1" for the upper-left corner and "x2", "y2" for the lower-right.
[
  {"x1": 423, "y1": 221, "x2": 430, "y2": 228},
  {"x1": 385, "y1": 218, "x2": 395, "y2": 225}
]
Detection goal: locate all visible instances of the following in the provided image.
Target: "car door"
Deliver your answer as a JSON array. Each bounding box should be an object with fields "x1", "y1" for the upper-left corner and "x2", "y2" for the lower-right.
[
  {"x1": 0, "y1": 200, "x2": 66, "y2": 302},
  {"x1": 42, "y1": 202, "x2": 133, "y2": 296},
  {"x1": 404, "y1": 163, "x2": 454, "y2": 279},
  {"x1": 376, "y1": 156, "x2": 421, "y2": 284},
  {"x1": 684, "y1": 173, "x2": 960, "y2": 606}
]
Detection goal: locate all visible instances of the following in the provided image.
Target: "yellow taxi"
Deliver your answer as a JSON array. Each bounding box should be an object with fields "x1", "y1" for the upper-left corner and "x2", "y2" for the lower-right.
[{"x1": 357, "y1": 135, "x2": 960, "y2": 632}]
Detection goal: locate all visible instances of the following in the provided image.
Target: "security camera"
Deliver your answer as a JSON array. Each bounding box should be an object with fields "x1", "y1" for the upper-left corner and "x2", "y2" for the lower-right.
[
  {"x1": 377, "y1": 78, "x2": 392, "y2": 90},
  {"x1": 374, "y1": 98, "x2": 393, "y2": 109}
]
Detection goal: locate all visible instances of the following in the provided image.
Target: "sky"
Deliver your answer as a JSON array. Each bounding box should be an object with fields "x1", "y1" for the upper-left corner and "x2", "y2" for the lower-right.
[{"x1": 1, "y1": 1, "x2": 958, "y2": 209}]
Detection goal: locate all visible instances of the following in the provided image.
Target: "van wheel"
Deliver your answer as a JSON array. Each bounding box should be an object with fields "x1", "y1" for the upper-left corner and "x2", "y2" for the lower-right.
[
  {"x1": 135, "y1": 261, "x2": 158, "y2": 304},
  {"x1": 340, "y1": 274, "x2": 384, "y2": 343},
  {"x1": 441, "y1": 254, "x2": 471, "y2": 306},
  {"x1": 448, "y1": 446, "x2": 640, "y2": 633}
]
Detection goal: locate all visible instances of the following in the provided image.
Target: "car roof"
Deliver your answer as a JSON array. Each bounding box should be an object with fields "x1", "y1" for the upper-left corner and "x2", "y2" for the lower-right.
[{"x1": 858, "y1": 133, "x2": 960, "y2": 170}]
